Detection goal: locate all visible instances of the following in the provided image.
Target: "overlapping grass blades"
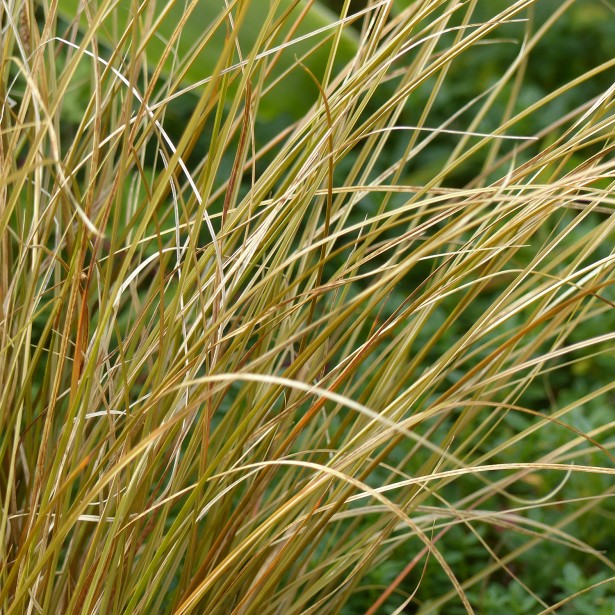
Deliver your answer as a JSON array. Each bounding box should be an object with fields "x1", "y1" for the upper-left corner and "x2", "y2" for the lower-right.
[{"x1": 1, "y1": 0, "x2": 613, "y2": 613}]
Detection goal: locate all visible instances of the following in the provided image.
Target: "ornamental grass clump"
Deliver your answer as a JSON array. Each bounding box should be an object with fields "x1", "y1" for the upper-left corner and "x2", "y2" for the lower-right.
[{"x1": 1, "y1": 0, "x2": 614, "y2": 613}]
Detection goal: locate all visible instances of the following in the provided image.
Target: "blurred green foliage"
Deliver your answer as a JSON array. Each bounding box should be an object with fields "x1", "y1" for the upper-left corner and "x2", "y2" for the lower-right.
[
  {"x1": 324, "y1": 2, "x2": 615, "y2": 612},
  {"x1": 58, "y1": 0, "x2": 359, "y2": 119}
]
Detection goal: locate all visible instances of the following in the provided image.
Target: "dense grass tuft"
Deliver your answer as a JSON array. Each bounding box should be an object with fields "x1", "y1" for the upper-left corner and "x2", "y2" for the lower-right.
[{"x1": 1, "y1": 1, "x2": 613, "y2": 613}]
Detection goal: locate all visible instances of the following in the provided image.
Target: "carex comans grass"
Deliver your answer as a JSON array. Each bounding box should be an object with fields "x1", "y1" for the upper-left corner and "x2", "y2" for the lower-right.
[{"x1": 1, "y1": 0, "x2": 613, "y2": 613}]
